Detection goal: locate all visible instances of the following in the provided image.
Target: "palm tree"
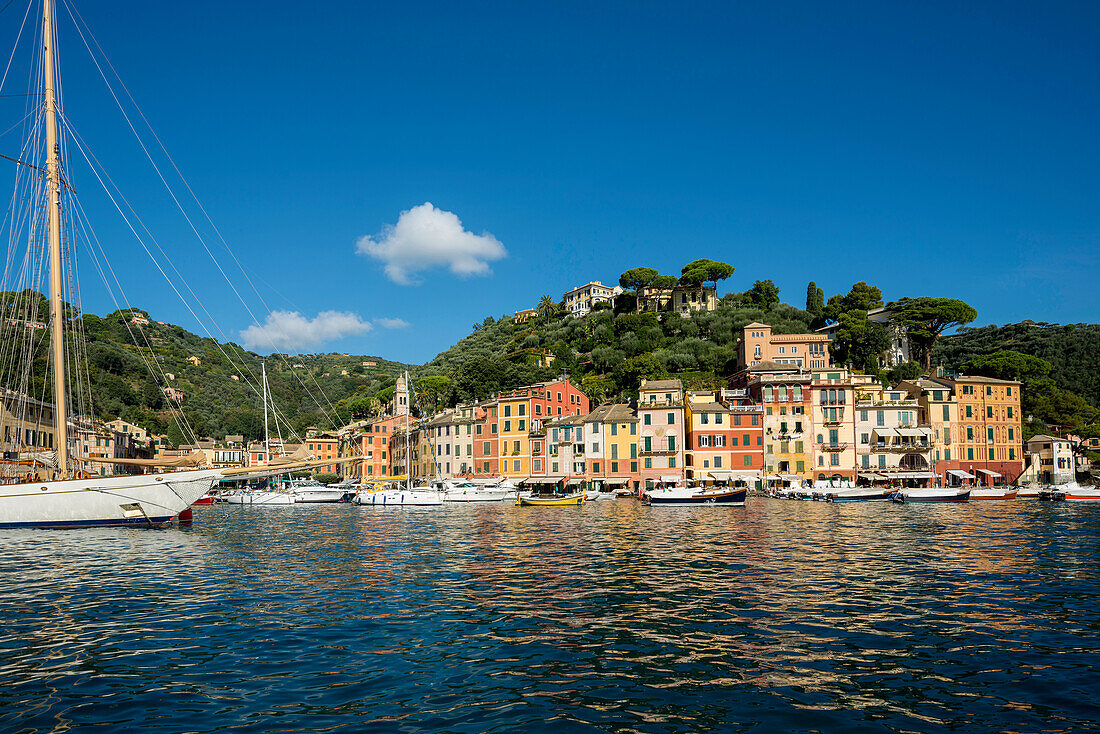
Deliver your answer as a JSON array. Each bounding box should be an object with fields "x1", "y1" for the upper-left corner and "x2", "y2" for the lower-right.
[{"x1": 537, "y1": 294, "x2": 556, "y2": 324}]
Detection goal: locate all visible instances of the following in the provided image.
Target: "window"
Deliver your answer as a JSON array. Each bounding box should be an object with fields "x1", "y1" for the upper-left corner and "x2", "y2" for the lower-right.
[
  {"x1": 1009, "y1": 448, "x2": 1015, "y2": 460},
  {"x1": 514, "y1": 459, "x2": 521, "y2": 472},
  {"x1": 878, "y1": 455, "x2": 886, "y2": 468},
  {"x1": 861, "y1": 432, "x2": 869, "y2": 444},
  {"x1": 611, "y1": 444, "x2": 619, "y2": 460},
  {"x1": 862, "y1": 455, "x2": 869, "y2": 468},
  {"x1": 669, "y1": 457, "x2": 676, "y2": 468},
  {"x1": 701, "y1": 413, "x2": 709, "y2": 425},
  {"x1": 668, "y1": 436, "x2": 676, "y2": 451},
  {"x1": 504, "y1": 420, "x2": 511, "y2": 432},
  {"x1": 967, "y1": 427, "x2": 974, "y2": 440},
  {"x1": 860, "y1": 410, "x2": 868, "y2": 422},
  {"x1": 630, "y1": 461, "x2": 637, "y2": 473},
  {"x1": 644, "y1": 414, "x2": 651, "y2": 425},
  {"x1": 988, "y1": 448, "x2": 995, "y2": 460},
  {"x1": 716, "y1": 414, "x2": 724, "y2": 425},
  {"x1": 644, "y1": 437, "x2": 652, "y2": 452},
  {"x1": 611, "y1": 423, "x2": 618, "y2": 436},
  {"x1": 830, "y1": 453, "x2": 840, "y2": 466},
  {"x1": 645, "y1": 458, "x2": 652, "y2": 469},
  {"x1": 987, "y1": 428, "x2": 994, "y2": 441},
  {"x1": 630, "y1": 444, "x2": 637, "y2": 458},
  {"x1": 734, "y1": 415, "x2": 742, "y2": 427},
  {"x1": 1007, "y1": 387, "x2": 1013, "y2": 396},
  {"x1": 592, "y1": 462, "x2": 600, "y2": 473},
  {"x1": 986, "y1": 407, "x2": 993, "y2": 418},
  {"x1": 1007, "y1": 406, "x2": 1014, "y2": 418},
  {"x1": 967, "y1": 448, "x2": 974, "y2": 460},
  {"x1": 942, "y1": 405, "x2": 950, "y2": 421},
  {"x1": 986, "y1": 386, "x2": 992, "y2": 395},
  {"x1": 876, "y1": 410, "x2": 885, "y2": 426},
  {"x1": 519, "y1": 404, "x2": 526, "y2": 416},
  {"x1": 491, "y1": 423, "x2": 498, "y2": 434},
  {"x1": 1008, "y1": 428, "x2": 1014, "y2": 440},
  {"x1": 667, "y1": 412, "x2": 674, "y2": 424},
  {"x1": 611, "y1": 461, "x2": 619, "y2": 473},
  {"x1": 518, "y1": 420, "x2": 525, "y2": 431},
  {"x1": 504, "y1": 405, "x2": 511, "y2": 417},
  {"x1": 966, "y1": 406, "x2": 972, "y2": 418}
]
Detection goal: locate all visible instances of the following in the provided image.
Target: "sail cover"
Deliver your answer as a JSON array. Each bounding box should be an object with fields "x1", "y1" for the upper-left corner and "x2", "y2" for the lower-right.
[{"x1": 86, "y1": 451, "x2": 208, "y2": 468}]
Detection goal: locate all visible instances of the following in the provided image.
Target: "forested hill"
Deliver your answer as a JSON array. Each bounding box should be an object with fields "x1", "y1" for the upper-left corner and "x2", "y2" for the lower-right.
[
  {"x1": 420, "y1": 293, "x2": 816, "y2": 406},
  {"x1": 0, "y1": 291, "x2": 409, "y2": 444}
]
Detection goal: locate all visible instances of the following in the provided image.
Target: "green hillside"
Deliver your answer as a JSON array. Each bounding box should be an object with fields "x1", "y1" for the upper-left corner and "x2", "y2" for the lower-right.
[{"x1": 0, "y1": 290, "x2": 409, "y2": 444}]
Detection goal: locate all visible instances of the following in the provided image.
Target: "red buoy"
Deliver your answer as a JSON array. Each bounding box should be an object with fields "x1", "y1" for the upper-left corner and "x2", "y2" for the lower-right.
[{"x1": 177, "y1": 508, "x2": 194, "y2": 525}]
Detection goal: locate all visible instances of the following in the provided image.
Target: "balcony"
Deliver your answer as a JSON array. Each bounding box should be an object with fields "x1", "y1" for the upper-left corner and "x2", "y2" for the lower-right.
[
  {"x1": 819, "y1": 443, "x2": 849, "y2": 452},
  {"x1": 640, "y1": 449, "x2": 676, "y2": 457},
  {"x1": 873, "y1": 442, "x2": 931, "y2": 452}
]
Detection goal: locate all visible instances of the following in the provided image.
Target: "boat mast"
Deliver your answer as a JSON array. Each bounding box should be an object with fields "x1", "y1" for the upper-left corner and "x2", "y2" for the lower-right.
[
  {"x1": 262, "y1": 363, "x2": 270, "y2": 465},
  {"x1": 42, "y1": 0, "x2": 68, "y2": 479},
  {"x1": 405, "y1": 370, "x2": 410, "y2": 492}
]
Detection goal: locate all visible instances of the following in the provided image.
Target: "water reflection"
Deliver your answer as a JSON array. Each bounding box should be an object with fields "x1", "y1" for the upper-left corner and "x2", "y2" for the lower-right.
[{"x1": 1, "y1": 501, "x2": 1098, "y2": 732}]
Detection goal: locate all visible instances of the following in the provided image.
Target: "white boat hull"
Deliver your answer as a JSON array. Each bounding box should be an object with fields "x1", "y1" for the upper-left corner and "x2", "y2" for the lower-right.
[
  {"x1": 892, "y1": 488, "x2": 970, "y2": 503},
  {"x1": 443, "y1": 488, "x2": 514, "y2": 502},
  {"x1": 970, "y1": 488, "x2": 1018, "y2": 500},
  {"x1": 0, "y1": 468, "x2": 223, "y2": 528},
  {"x1": 355, "y1": 489, "x2": 443, "y2": 506},
  {"x1": 291, "y1": 488, "x2": 348, "y2": 503},
  {"x1": 225, "y1": 491, "x2": 296, "y2": 505}
]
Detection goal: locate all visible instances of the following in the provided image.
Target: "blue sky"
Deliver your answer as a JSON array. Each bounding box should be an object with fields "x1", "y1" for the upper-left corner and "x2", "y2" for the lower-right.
[{"x1": 9, "y1": 0, "x2": 1097, "y2": 363}]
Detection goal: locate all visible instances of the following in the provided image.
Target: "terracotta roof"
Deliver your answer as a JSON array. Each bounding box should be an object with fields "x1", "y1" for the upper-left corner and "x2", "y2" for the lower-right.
[
  {"x1": 951, "y1": 375, "x2": 1021, "y2": 385},
  {"x1": 585, "y1": 404, "x2": 638, "y2": 423}
]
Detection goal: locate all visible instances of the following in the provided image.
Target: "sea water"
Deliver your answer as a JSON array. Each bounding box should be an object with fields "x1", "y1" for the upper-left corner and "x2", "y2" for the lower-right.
[{"x1": 1, "y1": 500, "x2": 1098, "y2": 732}]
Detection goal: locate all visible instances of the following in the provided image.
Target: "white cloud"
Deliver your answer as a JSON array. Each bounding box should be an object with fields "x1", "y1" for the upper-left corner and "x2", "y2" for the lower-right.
[
  {"x1": 241, "y1": 310, "x2": 372, "y2": 351},
  {"x1": 356, "y1": 202, "x2": 506, "y2": 285},
  {"x1": 375, "y1": 317, "x2": 409, "y2": 329}
]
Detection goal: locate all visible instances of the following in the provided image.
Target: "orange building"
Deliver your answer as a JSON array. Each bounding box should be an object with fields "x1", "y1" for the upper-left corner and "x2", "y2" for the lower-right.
[
  {"x1": 947, "y1": 375, "x2": 1024, "y2": 484},
  {"x1": 739, "y1": 322, "x2": 830, "y2": 370}
]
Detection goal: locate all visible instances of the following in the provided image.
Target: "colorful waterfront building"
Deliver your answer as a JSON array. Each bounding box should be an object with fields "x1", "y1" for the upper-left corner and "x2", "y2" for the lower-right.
[
  {"x1": 809, "y1": 368, "x2": 858, "y2": 481},
  {"x1": 734, "y1": 362, "x2": 813, "y2": 481},
  {"x1": 471, "y1": 400, "x2": 500, "y2": 476},
  {"x1": 1023, "y1": 435, "x2": 1076, "y2": 485},
  {"x1": 853, "y1": 382, "x2": 936, "y2": 486},
  {"x1": 583, "y1": 404, "x2": 640, "y2": 491},
  {"x1": 496, "y1": 379, "x2": 588, "y2": 480},
  {"x1": 947, "y1": 375, "x2": 1024, "y2": 484},
  {"x1": 304, "y1": 429, "x2": 340, "y2": 475},
  {"x1": 684, "y1": 390, "x2": 764, "y2": 483},
  {"x1": 898, "y1": 377, "x2": 961, "y2": 485},
  {"x1": 637, "y1": 378, "x2": 686, "y2": 489},
  {"x1": 739, "y1": 322, "x2": 830, "y2": 370},
  {"x1": 545, "y1": 413, "x2": 588, "y2": 492}
]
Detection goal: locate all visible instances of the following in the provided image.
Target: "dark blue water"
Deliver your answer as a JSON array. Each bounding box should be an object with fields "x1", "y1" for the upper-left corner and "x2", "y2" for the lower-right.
[{"x1": 2, "y1": 500, "x2": 1099, "y2": 733}]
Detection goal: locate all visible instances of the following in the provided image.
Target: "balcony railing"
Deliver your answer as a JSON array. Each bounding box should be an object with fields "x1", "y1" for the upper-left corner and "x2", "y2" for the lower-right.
[
  {"x1": 819, "y1": 442, "x2": 849, "y2": 452},
  {"x1": 639, "y1": 449, "x2": 676, "y2": 457}
]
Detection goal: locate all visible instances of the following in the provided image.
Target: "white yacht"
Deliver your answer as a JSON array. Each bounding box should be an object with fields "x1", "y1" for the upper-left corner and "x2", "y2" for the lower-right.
[
  {"x1": 289, "y1": 479, "x2": 347, "y2": 503},
  {"x1": 891, "y1": 487, "x2": 970, "y2": 503},
  {"x1": 443, "y1": 479, "x2": 515, "y2": 503}
]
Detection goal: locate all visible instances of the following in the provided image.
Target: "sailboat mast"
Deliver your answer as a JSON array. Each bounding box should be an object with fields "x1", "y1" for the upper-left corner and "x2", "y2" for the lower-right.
[
  {"x1": 405, "y1": 370, "x2": 410, "y2": 492},
  {"x1": 262, "y1": 363, "x2": 270, "y2": 465},
  {"x1": 42, "y1": 0, "x2": 68, "y2": 478}
]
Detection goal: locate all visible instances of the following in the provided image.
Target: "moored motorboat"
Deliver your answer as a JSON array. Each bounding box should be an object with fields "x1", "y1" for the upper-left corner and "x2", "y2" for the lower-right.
[
  {"x1": 225, "y1": 490, "x2": 296, "y2": 505},
  {"x1": 443, "y1": 480, "x2": 515, "y2": 502},
  {"x1": 970, "y1": 487, "x2": 1018, "y2": 500},
  {"x1": 357, "y1": 485, "x2": 443, "y2": 506},
  {"x1": 644, "y1": 484, "x2": 747, "y2": 506},
  {"x1": 191, "y1": 492, "x2": 217, "y2": 506},
  {"x1": 891, "y1": 487, "x2": 970, "y2": 503},
  {"x1": 1063, "y1": 486, "x2": 1100, "y2": 502},
  {"x1": 516, "y1": 493, "x2": 584, "y2": 506},
  {"x1": 289, "y1": 480, "x2": 348, "y2": 503},
  {"x1": 1016, "y1": 485, "x2": 1041, "y2": 499}
]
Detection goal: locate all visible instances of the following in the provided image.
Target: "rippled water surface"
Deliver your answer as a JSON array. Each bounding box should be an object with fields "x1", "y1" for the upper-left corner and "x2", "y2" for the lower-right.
[{"x1": 2, "y1": 500, "x2": 1100, "y2": 733}]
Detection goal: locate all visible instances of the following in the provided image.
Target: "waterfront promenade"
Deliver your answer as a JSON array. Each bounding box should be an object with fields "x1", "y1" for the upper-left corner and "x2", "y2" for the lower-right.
[{"x1": 2, "y1": 501, "x2": 1098, "y2": 732}]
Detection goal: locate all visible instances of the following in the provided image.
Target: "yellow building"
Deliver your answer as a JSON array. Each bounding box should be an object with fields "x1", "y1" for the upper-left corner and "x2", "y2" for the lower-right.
[
  {"x1": 583, "y1": 404, "x2": 639, "y2": 490},
  {"x1": 498, "y1": 394, "x2": 533, "y2": 479}
]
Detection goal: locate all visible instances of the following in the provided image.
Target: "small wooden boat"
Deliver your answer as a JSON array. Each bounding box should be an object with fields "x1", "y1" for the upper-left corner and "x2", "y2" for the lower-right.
[
  {"x1": 516, "y1": 493, "x2": 584, "y2": 506},
  {"x1": 891, "y1": 488, "x2": 970, "y2": 503},
  {"x1": 970, "y1": 487, "x2": 1018, "y2": 500}
]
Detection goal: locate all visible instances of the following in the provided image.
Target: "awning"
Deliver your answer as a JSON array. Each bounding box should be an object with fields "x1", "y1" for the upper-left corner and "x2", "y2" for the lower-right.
[
  {"x1": 524, "y1": 475, "x2": 564, "y2": 484},
  {"x1": 873, "y1": 428, "x2": 899, "y2": 437},
  {"x1": 659, "y1": 474, "x2": 681, "y2": 482},
  {"x1": 918, "y1": 427, "x2": 935, "y2": 437},
  {"x1": 779, "y1": 474, "x2": 802, "y2": 482},
  {"x1": 859, "y1": 472, "x2": 887, "y2": 480},
  {"x1": 708, "y1": 470, "x2": 736, "y2": 480},
  {"x1": 891, "y1": 471, "x2": 937, "y2": 479},
  {"x1": 594, "y1": 477, "x2": 629, "y2": 486},
  {"x1": 896, "y1": 428, "x2": 924, "y2": 437},
  {"x1": 948, "y1": 469, "x2": 976, "y2": 479},
  {"x1": 977, "y1": 469, "x2": 1002, "y2": 478},
  {"x1": 765, "y1": 474, "x2": 783, "y2": 481},
  {"x1": 565, "y1": 478, "x2": 585, "y2": 485}
]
